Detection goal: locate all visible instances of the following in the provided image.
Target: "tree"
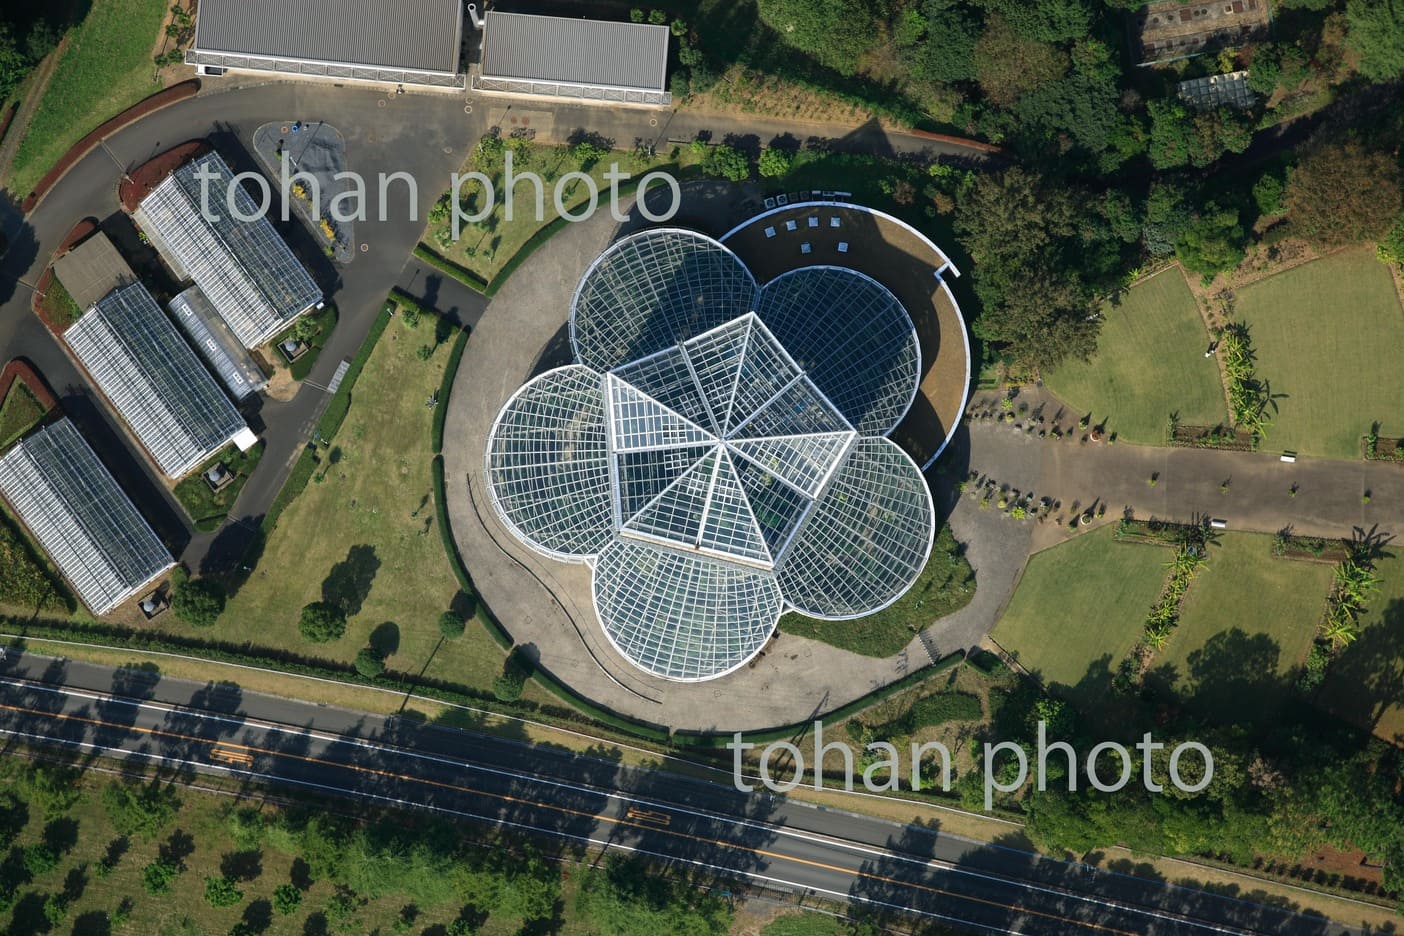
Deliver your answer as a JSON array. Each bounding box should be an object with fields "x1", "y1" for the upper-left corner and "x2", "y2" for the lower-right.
[
  {"x1": 701, "y1": 144, "x2": 750, "y2": 182},
  {"x1": 354, "y1": 646, "x2": 385, "y2": 678},
  {"x1": 1175, "y1": 206, "x2": 1247, "y2": 278},
  {"x1": 1345, "y1": 0, "x2": 1404, "y2": 81},
  {"x1": 438, "y1": 611, "x2": 466, "y2": 639},
  {"x1": 901, "y1": 0, "x2": 980, "y2": 83},
  {"x1": 171, "y1": 571, "x2": 226, "y2": 627},
  {"x1": 1286, "y1": 140, "x2": 1404, "y2": 248},
  {"x1": 756, "y1": 146, "x2": 793, "y2": 178},
  {"x1": 1147, "y1": 100, "x2": 1252, "y2": 169},
  {"x1": 755, "y1": 0, "x2": 878, "y2": 76},
  {"x1": 1251, "y1": 171, "x2": 1287, "y2": 218},
  {"x1": 102, "y1": 781, "x2": 180, "y2": 840},
  {"x1": 0, "y1": 23, "x2": 30, "y2": 104},
  {"x1": 298, "y1": 601, "x2": 347, "y2": 643},
  {"x1": 974, "y1": 0, "x2": 1094, "y2": 43},
  {"x1": 273, "y1": 883, "x2": 302, "y2": 915},
  {"x1": 205, "y1": 876, "x2": 245, "y2": 908},
  {"x1": 955, "y1": 168, "x2": 1103, "y2": 369},
  {"x1": 973, "y1": 14, "x2": 1068, "y2": 107},
  {"x1": 492, "y1": 648, "x2": 532, "y2": 702}
]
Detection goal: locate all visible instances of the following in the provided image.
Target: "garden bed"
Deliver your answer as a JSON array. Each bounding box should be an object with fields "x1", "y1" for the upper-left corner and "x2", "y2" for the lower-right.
[
  {"x1": 1362, "y1": 435, "x2": 1404, "y2": 462},
  {"x1": 272, "y1": 304, "x2": 338, "y2": 382},
  {"x1": 118, "y1": 139, "x2": 210, "y2": 210},
  {"x1": 1113, "y1": 517, "x2": 1198, "y2": 547},
  {"x1": 172, "y1": 442, "x2": 266, "y2": 532},
  {"x1": 1170, "y1": 424, "x2": 1257, "y2": 451},
  {"x1": 1272, "y1": 533, "x2": 1350, "y2": 564}
]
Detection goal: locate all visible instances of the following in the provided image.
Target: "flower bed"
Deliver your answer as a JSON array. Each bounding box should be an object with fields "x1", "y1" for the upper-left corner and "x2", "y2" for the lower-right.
[{"x1": 1170, "y1": 424, "x2": 1257, "y2": 451}]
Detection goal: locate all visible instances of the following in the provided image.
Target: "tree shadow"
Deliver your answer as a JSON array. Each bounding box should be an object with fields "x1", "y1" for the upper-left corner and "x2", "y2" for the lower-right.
[
  {"x1": 220, "y1": 848, "x2": 263, "y2": 883},
  {"x1": 320, "y1": 544, "x2": 380, "y2": 616},
  {"x1": 1316, "y1": 596, "x2": 1404, "y2": 742},
  {"x1": 241, "y1": 897, "x2": 274, "y2": 934},
  {"x1": 368, "y1": 621, "x2": 400, "y2": 657}
]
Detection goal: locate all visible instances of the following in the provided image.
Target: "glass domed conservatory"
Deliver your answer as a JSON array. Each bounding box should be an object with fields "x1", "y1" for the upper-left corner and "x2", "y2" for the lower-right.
[{"x1": 485, "y1": 228, "x2": 937, "y2": 682}]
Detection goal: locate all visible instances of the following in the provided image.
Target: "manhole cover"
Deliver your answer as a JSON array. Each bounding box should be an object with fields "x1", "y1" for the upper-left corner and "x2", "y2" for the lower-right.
[
  {"x1": 649, "y1": 118, "x2": 658, "y2": 127},
  {"x1": 464, "y1": 105, "x2": 473, "y2": 114},
  {"x1": 360, "y1": 243, "x2": 368, "y2": 253},
  {"x1": 377, "y1": 99, "x2": 386, "y2": 108}
]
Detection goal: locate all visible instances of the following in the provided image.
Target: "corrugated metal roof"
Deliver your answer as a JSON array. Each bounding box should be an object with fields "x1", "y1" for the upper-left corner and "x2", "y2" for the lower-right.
[
  {"x1": 193, "y1": 0, "x2": 462, "y2": 74},
  {"x1": 53, "y1": 232, "x2": 136, "y2": 311},
  {"x1": 481, "y1": 12, "x2": 669, "y2": 92}
]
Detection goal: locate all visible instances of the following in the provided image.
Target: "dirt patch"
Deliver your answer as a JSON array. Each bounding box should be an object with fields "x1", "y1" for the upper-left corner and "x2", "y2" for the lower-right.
[
  {"x1": 0, "y1": 102, "x2": 17, "y2": 149},
  {"x1": 119, "y1": 139, "x2": 211, "y2": 210},
  {"x1": 31, "y1": 219, "x2": 100, "y2": 334}
]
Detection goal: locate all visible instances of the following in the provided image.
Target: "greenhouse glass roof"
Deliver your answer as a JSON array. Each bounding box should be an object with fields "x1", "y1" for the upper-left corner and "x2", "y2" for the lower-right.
[
  {"x1": 0, "y1": 419, "x2": 174, "y2": 614},
  {"x1": 138, "y1": 152, "x2": 322, "y2": 348},
  {"x1": 488, "y1": 228, "x2": 935, "y2": 681},
  {"x1": 66, "y1": 283, "x2": 250, "y2": 479}
]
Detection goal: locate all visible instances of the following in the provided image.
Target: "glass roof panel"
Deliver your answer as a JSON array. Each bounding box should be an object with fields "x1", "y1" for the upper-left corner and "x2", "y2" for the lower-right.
[
  {"x1": 730, "y1": 454, "x2": 812, "y2": 559},
  {"x1": 611, "y1": 346, "x2": 716, "y2": 433},
  {"x1": 697, "y1": 450, "x2": 769, "y2": 563},
  {"x1": 729, "y1": 376, "x2": 851, "y2": 440},
  {"x1": 680, "y1": 317, "x2": 750, "y2": 433},
  {"x1": 606, "y1": 374, "x2": 715, "y2": 452},
  {"x1": 728, "y1": 431, "x2": 854, "y2": 498},
  {"x1": 723, "y1": 319, "x2": 804, "y2": 436},
  {"x1": 622, "y1": 449, "x2": 717, "y2": 545},
  {"x1": 613, "y1": 445, "x2": 713, "y2": 524}
]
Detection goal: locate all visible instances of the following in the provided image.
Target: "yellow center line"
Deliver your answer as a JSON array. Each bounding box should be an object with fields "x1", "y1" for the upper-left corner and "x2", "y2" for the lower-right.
[{"x1": 0, "y1": 700, "x2": 1141, "y2": 935}]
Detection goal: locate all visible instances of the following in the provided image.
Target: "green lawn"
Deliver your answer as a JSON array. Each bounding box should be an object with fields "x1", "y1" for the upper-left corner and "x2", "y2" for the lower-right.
[
  {"x1": 780, "y1": 525, "x2": 975, "y2": 657},
  {"x1": 172, "y1": 443, "x2": 265, "y2": 532},
  {"x1": 1045, "y1": 268, "x2": 1226, "y2": 445},
  {"x1": 1158, "y1": 532, "x2": 1332, "y2": 720},
  {"x1": 991, "y1": 527, "x2": 1170, "y2": 699},
  {"x1": 762, "y1": 912, "x2": 854, "y2": 936},
  {"x1": 4, "y1": 0, "x2": 167, "y2": 197},
  {"x1": 1234, "y1": 248, "x2": 1404, "y2": 459},
  {"x1": 190, "y1": 315, "x2": 536, "y2": 702},
  {"x1": 1316, "y1": 551, "x2": 1404, "y2": 743},
  {"x1": 0, "y1": 380, "x2": 47, "y2": 448}
]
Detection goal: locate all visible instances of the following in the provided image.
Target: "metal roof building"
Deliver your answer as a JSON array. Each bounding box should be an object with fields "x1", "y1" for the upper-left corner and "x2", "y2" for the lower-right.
[
  {"x1": 66, "y1": 283, "x2": 254, "y2": 479},
  {"x1": 53, "y1": 232, "x2": 136, "y2": 311},
  {"x1": 169, "y1": 286, "x2": 269, "y2": 401},
  {"x1": 486, "y1": 229, "x2": 934, "y2": 681},
  {"x1": 136, "y1": 152, "x2": 323, "y2": 350},
  {"x1": 0, "y1": 419, "x2": 174, "y2": 615},
  {"x1": 187, "y1": 0, "x2": 464, "y2": 89},
  {"x1": 475, "y1": 12, "x2": 671, "y2": 106}
]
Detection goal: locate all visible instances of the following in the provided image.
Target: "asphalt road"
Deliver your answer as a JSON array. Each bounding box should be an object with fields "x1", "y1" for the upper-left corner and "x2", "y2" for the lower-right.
[{"x1": 0, "y1": 650, "x2": 1367, "y2": 935}]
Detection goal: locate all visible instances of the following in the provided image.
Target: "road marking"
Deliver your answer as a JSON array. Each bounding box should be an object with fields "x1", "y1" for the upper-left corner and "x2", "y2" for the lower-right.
[
  {"x1": 0, "y1": 697, "x2": 1254, "y2": 936},
  {"x1": 625, "y1": 807, "x2": 672, "y2": 826}
]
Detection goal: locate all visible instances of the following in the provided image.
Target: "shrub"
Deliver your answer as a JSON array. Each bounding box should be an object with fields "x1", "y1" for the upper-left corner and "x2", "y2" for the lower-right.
[
  {"x1": 701, "y1": 144, "x2": 750, "y2": 182},
  {"x1": 273, "y1": 883, "x2": 302, "y2": 915},
  {"x1": 205, "y1": 875, "x2": 244, "y2": 908},
  {"x1": 102, "y1": 782, "x2": 180, "y2": 840},
  {"x1": 438, "y1": 611, "x2": 466, "y2": 639},
  {"x1": 42, "y1": 894, "x2": 68, "y2": 926},
  {"x1": 172, "y1": 571, "x2": 227, "y2": 627},
  {"x1": 143, "y1": 858, "x2": 179, "y2": 895},
  {"x1": 757, "y1": 147, "x2": 793, "y2": 178},
  {"x1": 354, "y1": 646, "x2": 386, "y2": 678},
  {"x1": 299, "y1": 601, "x2": 347, "y2": 643},
  {"x1": 23, "y1": 843, "x2": 58, "y2": 876}
]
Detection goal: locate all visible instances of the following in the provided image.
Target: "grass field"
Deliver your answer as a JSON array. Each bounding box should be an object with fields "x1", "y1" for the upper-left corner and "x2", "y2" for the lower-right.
[
  {"x1": 0, "y1": 381, "x2": 46, "y2": 448},
  {"x1": 1045, "y1": 269, "x2": 1226, "y2": 445},
  {"x1": 195, "y1": 316, "x2": 538, "y2": 702},
  {"x1": 1235, "y1": 248, "x2": 1404, "y2": 459},
  {"x1": 991, "y1": 527, "x2": 1170, "y2": 699},
  {"x1": 1316, "y1": 551, "x2": 1404, "y2": 742},
  {"x1": 1158, "y1": 532, "x2": 1332, "y2": 720},
  {"x1": 780, "y1": 526, "x2": 975, "y2": 657},
  {"x1": 4, "y1": 0, "x2": 166, "y2": 197},
  {"x1": 172, "y1": 443, "x2": 265, "y2": 532}
]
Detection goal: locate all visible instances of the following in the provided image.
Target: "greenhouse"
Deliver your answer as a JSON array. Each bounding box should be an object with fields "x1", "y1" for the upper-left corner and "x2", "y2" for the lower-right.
[
  {"x1": 66, "y1": 283, "x2": 253, "y2": 479},
  {"x1": 487, "y1": 229, "x2": 936, "y2": 681},
  {"x1": 136, "y1": 152, "x2": 323, "y2": 349},
  {"x1": 0, "y1": 419, "x2": 174, "y2": 615}
]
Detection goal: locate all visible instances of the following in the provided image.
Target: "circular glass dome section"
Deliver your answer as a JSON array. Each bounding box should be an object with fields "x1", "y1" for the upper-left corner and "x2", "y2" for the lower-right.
[
  {"x1": 487, "y1": 229, "x2": 942, "y2": 682},
  {"x1": 570, "y1": 228, "x2": 759, "y2": 372},
  {"x1": 757, "y1": 266, "x2": 920, "y2": 436}
]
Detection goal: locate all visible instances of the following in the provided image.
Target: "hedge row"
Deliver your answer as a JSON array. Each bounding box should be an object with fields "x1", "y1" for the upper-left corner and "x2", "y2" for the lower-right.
[
  {"x1": 413, "y1": 244, "x2": 489, "y2": 294},
  {"x1": 431, "y1": 329, "x2": 470, "y2": 456}
]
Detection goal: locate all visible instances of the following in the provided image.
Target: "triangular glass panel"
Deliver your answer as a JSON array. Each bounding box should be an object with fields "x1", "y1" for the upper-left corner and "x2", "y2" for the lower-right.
[
  {"x1": 724, "y1": 321, "x2": 804, "y2": 436},
  {"x1": 729, "y1": 432, "x2": 853, "y2": 497},
  {"x1": 682, "y1": 318, "x2": 751, "y2": 433},
  {"x1": 614, "y1": 445, "x2": 714, "y2": 523},
  {"x1": 730, "y1": 377, "x2": 851, "y2": 440},
  {"x1": 731, "y1": 454, "x2": 813, "y2": 559},
  {"x1": 698, "y1": 450, "x2": 770, "y2": 563},
  {"x1": 612, "y1": 347, "x2": 717, "y2": 434},
  {"x1": 623, "y1": 450, "x2": 717, "y2": 545},
  {"x1": 607, "y1": 374, "x2": 715, "y2": 452}
]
